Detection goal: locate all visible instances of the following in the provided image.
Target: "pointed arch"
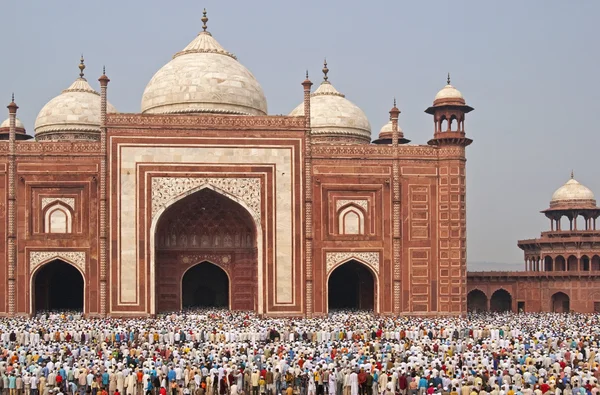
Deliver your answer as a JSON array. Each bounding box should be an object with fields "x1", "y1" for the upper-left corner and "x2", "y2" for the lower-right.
[
  {"x1": 43, "y1": 202, "x2": 73, "y2": 233},
  {"x1": 440, "y1": 116, "x2": 448, "y2": 132},
  {"x1": 150, "y1": 182, "x2": 263, "y2": 315},
  {"x1": 551, "y1": 291, "x2": 570, "y2": 313},
  {"x1": 467, "y1": 289, "x2": 488, "y2": 312},
  {"x1": 490, "y1": 288, "x2": 512, "y2": 312},
  {"x1": 449, "y1": 115, "x2": 458, "y2": 132},
  {"x1": 567, "y1": 255, "x2": 578, "y2": 271},
  {"x1": 180, "y1": 260, "x2": 231, "y2": 310},
  {"x1": 338, "y1": 204, "x2": 365, "y2": 235},
  {"x1": 326, "y1": 258, "x2": 379, "y2": 314},
  {"x1": 30, "y1": 257, "x2": 86, "y2": 314}
]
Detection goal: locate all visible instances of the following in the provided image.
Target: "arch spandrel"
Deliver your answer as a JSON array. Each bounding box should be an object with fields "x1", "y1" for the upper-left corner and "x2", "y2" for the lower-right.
[
  {"x1": 151, "y1": 177, "x2": 261, "y2": 223},
  {"x1": 325, "y1": 252, "x2": 380, "y2": 275},
  {"x1": 29, "y1": 251, "x2": 86, "y2": 275}
]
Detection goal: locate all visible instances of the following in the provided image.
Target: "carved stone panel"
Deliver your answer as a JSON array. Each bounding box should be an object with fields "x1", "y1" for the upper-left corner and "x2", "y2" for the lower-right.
[
  {"x1": 325, "y1": 251, "x2": 380, "y2": 275},
  {"x1": 41, "y1": 197, "x2": 75, "y2": 210},
  {"x1": 29, "y1": 251, "x2": 86, "y2": 274},
  {"x1": 151, "y1": 177, "x2": 261, "y2": 222}
]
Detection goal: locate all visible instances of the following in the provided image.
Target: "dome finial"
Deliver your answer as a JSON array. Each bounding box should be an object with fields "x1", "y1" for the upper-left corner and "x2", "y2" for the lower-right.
[
  {"x1": 79, "y1": 54, "x2": 86, "y2": 79},
  {"x1": 447, "y1": 72, "x2": 451, "y2": 85},
  {"x1": 322, "y1": 58, "x2": 329, "y2": 82},
  {"x1": 571, "y1": 170, "x2": 574, "y2": 179},
  {"x1": 201, "y1": 8, "x2": 209, "y2": 32},
  {"x1": 393, "y1": 97, "x2": 396, "y2": 107}
]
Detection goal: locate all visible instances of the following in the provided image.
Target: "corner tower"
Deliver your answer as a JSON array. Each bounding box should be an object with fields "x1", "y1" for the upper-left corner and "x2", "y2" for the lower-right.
[{"x1": 426, "y1": 74, "x2": 474, "y2": 315}]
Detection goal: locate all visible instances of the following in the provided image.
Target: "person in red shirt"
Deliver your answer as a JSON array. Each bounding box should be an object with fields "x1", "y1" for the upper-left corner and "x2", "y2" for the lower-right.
[
  {"x1": 357, "y1": 369, "x2": 367, "y2": 395},
  {"x1": 159, "y1": 388, "x2": 167, "y2": 395}
]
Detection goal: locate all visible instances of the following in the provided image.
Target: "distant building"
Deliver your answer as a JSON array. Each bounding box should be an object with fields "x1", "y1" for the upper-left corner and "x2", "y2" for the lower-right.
[{"x1": 468, "y1": 174, "x2": 600, "y2": 313}]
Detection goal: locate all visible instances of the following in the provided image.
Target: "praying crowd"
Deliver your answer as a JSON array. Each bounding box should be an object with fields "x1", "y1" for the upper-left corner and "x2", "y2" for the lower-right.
[{"x1": 0, "y1": 310, "x2": 599, "y2": 395}]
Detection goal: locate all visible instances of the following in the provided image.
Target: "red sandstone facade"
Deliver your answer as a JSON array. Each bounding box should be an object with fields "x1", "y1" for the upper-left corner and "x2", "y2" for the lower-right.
[
  {"x1": 0, "y1": 88, "x2": 474, "y2": 317},
  {"x1": 0, "y1": 14, "x2": 484, "y2": 317}
]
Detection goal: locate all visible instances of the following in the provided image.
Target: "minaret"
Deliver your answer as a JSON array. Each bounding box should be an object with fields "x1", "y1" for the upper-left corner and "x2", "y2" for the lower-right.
[
  {"x1": 98, "y1": 67, "x2": 110, "y2": 316},
  {"x1": 426, "y1": 74, "x2": 474, "y2": 316},
  {"x1": 7, "y1": 95, "x2": 18, "y2": 315},
  {"x1": 302, "y1": 71, "x2": 313, "y2": 317},
  {"x1": 390, "y1": 100, "x2": 402, "y2": 313}
]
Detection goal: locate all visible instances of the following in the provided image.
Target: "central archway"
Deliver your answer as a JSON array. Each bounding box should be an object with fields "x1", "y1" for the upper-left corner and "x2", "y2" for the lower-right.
[
  {"x1": 328, "y1": 260, "x2": 375, "y2": 311},
  {"x1": 155, "y1": 188, "x2": 257, "y2": 312},
  {"x1": 551, "y1": 292, "x2": 570, "y2": 312},
  {"x1": 490, "y1": 289, "x2": 512, "y2": 312},
  {"x1": 182, "y1": 262, "x2": 229, "y2": 309},
  {"x1": 33, "y1": 259, "x2": 84, "y2": 313}
]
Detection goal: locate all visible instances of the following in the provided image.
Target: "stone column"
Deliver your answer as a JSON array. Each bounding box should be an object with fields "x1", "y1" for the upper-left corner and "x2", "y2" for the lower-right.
[
  {"x1": 302, "y1": 73, "x2": 313, "y2": 317},
  {"x1": 390, "y1": 102, "x2": 401, "y2": 314},
  {"x1": 7, "y1": 96, "x2": 17, "y2": 315},
  {"x1": 98, "y1": 70, "x2": 110, "y2": 316}
]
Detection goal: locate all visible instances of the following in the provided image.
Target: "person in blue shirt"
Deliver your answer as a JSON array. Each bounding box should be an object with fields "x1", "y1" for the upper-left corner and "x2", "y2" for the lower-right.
[
  {"x1": 102, "y1": 372, "x2": 110, "y2": 389},
  {"x1": 418, "y1": 376, "x2": 428, "y2": 393},
  {"x1": 167, "y1": 368, "x2": 176, "y2": 383},
  {"x1": 8, "y1": 374, "x2": 17, "y2": 395}
]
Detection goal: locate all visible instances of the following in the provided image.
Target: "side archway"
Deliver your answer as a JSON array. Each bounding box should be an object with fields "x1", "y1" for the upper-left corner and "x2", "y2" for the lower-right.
[
  {"x1": 551, "y1": 291, "x2": 570, "y2": 313},
  {"x1": 490, "y1": 289, "x2": 512, "y2": 312},
  {"x1": 327, "y1": 259, "x2": 377, "y2": 312},
  {"x1": 467, "y1": 289, "x2": 488, "y2": 312},
  {"x1": 31, "y1": 259, "x2": 85, "y2": 314}
]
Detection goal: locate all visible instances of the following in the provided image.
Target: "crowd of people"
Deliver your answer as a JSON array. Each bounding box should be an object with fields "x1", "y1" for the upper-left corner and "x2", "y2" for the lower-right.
[{"x1": 0, "y1": 310, "x2": 599, "y2": 395}]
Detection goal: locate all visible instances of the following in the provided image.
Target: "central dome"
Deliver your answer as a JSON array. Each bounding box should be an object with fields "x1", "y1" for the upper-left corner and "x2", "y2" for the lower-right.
[{"x1": 141, "y1": 12, "x2": 267, "y2": 116}]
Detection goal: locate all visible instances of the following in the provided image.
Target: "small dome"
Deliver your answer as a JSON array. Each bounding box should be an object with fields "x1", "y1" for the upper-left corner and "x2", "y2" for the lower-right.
[
  {"x1": 141, "y1": 14, "x2": 267, "y2": 116},
  {"x1": 434, "y1": 84, "x2": 464, "y2": 101},
  {"x1": 550, "y1": 176, "x2": 596, "y2": 208},
  {"x1": 379, "y1": 120, "x2": 403, "y2": 135},
  {"x1": 0, "y1": 117, "x2": 25, "y2": 131},
  {"x1": 0, "y1": 116, "x2": 32, "y2": 140},
  {"x1": 289, "y1": 63, "x2": 371, "y2": 144},
  {"x1": 429, "y1": 75, "x2": 468, "y2": 108},
  {"x1": 372, "y1": 119, "x2": 410, "y2": 145},
  {"x1": 34, "y1": 58, "x2": 117, "y2": 141}
]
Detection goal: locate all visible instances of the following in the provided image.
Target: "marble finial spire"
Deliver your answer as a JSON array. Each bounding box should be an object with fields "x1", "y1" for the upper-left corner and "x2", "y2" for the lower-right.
[
  {"x1": 447, "y1": 72, "x2": 451, "y2": 85},
  {"x1": 322, "y1": 59, "x2": 329, "y2": 82},
  {"x1": 79, "y1": 55, "x2": 86, "y2": 79},
  {"x1": 201, "y1": 8, "x2": 208, "y2": 32}
]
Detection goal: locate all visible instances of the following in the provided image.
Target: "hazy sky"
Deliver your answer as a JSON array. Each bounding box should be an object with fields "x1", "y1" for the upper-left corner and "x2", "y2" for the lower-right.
[{"x1": 2, "y1": 1, "x2": 599, "y2": 268}]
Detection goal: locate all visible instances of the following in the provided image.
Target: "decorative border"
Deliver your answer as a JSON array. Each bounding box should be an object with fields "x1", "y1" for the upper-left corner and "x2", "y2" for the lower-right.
[
  {"x1": 325, "y1": 251, "x2": 380, "y2": 275},
  {"x1": 29, "y1": 251, "x2": 86, "y2": 274},
  {"x1": 106, "y1": 114, "x2": 306, "y2": 129}
]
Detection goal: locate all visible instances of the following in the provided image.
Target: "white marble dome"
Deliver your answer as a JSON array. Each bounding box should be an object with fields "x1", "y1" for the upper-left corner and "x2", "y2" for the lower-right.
[
  {"x1": 289, "y1": 74, "x2": 371, "y2": 144},
  {"x1": 379, "y1": 120, "x2": 403, "y2": 135},
  {"x1": 550, "y1": 176, "x2": 596, "y2": 208},
  {"x1": 141, "y1": 27, "x2": 267, "y2": 116},
  {"x1": 34, "y1": 75, "x2": 117, "y2": 141},
  {"x1": 0, "y1": 118, "x2": 25, "y2": 130},
  {"x1": 434, "y1": 84, "x2": 464, "y2": 102}
]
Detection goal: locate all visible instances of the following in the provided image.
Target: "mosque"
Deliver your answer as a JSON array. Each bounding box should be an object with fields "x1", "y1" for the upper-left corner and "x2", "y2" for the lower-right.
[{"x1": 0, "y1": 11, "x2": 597, "y2": 317}]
